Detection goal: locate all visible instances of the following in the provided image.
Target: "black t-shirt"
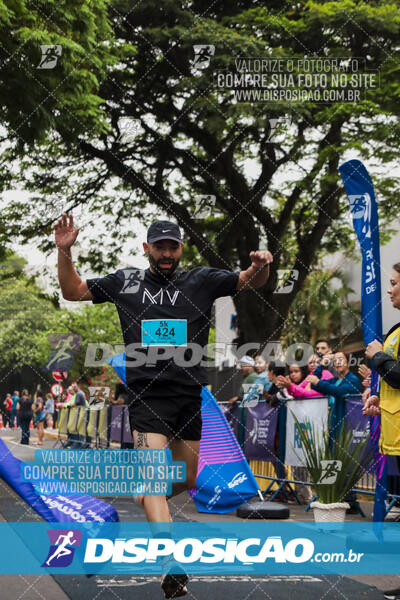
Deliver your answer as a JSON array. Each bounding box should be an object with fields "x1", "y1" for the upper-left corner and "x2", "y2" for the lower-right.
[
  {"x1": 87, "y1": 266, "x2": 239, "y2": 386},
  {"x1": 18, "y1": 397, "x2": 33, "y2": 419}
]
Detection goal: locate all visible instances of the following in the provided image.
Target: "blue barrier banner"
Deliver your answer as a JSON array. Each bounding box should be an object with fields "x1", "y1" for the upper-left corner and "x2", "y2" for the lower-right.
[
  {"x1": 344, "y1": 396, "x2": 375, "y2": 473},
  {"x1": 0, "y1": 438, "x2": 118, "y2": 523},
  {"x1": 339, "y1": 159, "x2": 385, "y2": 522},
  {"x1": 244, "y1": 402, "x2": 278, "y2": 461},
  {"x1": 107, "y1": 354, "x2": 260, "y2": 513},
  {"x1": 221, "y1": 402, "x2": 240, "y2": 440},
  {"x1": 1, "y1": 522, "x2": 400, "y2": 574}
]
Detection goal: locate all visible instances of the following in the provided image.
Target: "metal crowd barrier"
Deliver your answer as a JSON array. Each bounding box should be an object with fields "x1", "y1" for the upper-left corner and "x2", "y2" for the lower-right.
[
  {"x1": 220, "y1": 395, "x2": 399, "y2": 516},
  {"x1": 54, "y1": 404, "x2": 134, "y2": 449},
  {"x1": 54, "y1": 399, "x2": 399, "y2": 516},
  {"x1": 54, "y1": 405, "x2": 110, "y2": 449}
]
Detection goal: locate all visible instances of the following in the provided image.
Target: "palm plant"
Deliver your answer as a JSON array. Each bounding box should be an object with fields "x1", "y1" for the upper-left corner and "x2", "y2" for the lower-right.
[{"x1": 293, "y1": 415, "x2": 373, "y2": 504}]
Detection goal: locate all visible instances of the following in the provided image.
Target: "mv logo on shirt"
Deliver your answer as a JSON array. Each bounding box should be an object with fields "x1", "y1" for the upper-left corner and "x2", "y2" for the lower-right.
[{"x1": 142, "y1": 288, "x2": 180, "y2": 306}]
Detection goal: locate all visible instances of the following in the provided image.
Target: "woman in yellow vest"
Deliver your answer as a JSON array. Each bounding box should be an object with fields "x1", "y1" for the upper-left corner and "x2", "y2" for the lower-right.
[
  {"x1": 364, "y1": 262, "x2": 400, "y2": 458},
  {"x1": 364, "y1": 262, "x2": 400, "y2": 600}
]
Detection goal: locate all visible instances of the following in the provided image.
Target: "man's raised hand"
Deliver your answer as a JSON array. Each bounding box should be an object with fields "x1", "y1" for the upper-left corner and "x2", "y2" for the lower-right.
[
  {"x1": 55, "y1": 213, "x2": 80, "y2": 250},
  {"x1": 237, "y1": 249, "x2": 273, "y2": 291},
  {"x1": 249, "y1": 250, "x2": 273, "y2": 268}
]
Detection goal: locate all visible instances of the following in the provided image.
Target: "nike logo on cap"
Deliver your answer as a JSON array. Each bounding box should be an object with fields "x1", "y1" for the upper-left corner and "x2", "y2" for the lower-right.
[{"x1": 162, "y1": 229, "x2": 171, "y2": 232}]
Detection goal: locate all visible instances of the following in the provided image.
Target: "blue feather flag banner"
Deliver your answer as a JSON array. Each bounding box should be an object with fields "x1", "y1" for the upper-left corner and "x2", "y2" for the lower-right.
[{"x1": 339, "y1": 159, "x2": 386, "y2": 523}]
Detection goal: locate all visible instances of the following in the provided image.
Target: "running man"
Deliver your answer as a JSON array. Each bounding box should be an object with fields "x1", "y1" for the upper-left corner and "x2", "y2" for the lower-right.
[
  {"x1": 55, "y1": 213, "x2": 272, "y2": 597},
  {"x1": 45, "y1": 531, "x2": 77, "y2": 566}
]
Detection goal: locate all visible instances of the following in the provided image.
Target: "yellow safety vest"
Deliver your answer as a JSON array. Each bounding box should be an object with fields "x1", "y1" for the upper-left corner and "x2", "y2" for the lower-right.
[{"x1": 379, "y1": 325, "x2": 400, "y2": 454}]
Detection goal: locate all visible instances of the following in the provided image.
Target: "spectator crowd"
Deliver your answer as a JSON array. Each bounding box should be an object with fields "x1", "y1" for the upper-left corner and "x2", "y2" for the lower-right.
[
  {"x1": 226, "y1": 339, "x2": 369, "y2": 509},
  {"x1": 1, "y1": 340, "x2": 370, "y2": 448},
  {"x1": 1, "y1": 381, "x2": 91, "y2": 446},
  {"x1": 228, "y1": 338, "x2": 365, "y2": 408}
]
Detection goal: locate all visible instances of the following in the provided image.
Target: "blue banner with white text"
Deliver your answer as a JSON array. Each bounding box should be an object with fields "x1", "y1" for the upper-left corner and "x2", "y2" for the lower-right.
[
  {"x1": 339, "y1": 159, "x2": 385, "y2": 521},
  {"x1": 1, "y1": 522, "x2": 400, "y2": 574}
]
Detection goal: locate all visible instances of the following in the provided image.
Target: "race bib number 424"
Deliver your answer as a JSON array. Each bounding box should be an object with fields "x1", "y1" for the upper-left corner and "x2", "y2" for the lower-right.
[{"x1": 141, "y1": 319, "x2": 187, "y2": 347}]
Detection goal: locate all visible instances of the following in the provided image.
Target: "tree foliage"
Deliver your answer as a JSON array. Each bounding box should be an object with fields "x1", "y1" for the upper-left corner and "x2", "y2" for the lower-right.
[
  {"x1": 281, "y1": 268, "x2": 361, "y2": 347},
  {"x1": 0, "y1": 0, "x2": 116, "y2": 146},
  {"x1": 2, "y1": 0, "x2": 400, "y2": 344},
  {"x1": 0, "y1": 252, "x2": 122, "y2": 384}
]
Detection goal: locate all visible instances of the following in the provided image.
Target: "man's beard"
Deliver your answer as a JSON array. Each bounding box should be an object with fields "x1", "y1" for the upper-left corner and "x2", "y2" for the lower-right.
[{"x1": 148, "y1": 253, "x2": 180, "y2": 278}]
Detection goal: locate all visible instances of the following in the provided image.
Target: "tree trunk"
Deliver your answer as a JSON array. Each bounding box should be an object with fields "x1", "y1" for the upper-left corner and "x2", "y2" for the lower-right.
[{"x1": 232, "y1": 285, "x2": 293, "y2": 348}]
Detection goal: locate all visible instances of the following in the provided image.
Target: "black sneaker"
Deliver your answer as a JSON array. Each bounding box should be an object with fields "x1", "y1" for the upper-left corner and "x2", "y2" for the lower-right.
[
  {"x1": 384, "y1": 587, "x2": 400, "y2": 599},
  {"x1": 161, "y1": 571, "x2": 188, "y2": 598}
]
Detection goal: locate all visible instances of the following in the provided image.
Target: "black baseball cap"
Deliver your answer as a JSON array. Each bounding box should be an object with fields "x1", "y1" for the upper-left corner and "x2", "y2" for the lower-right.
[{"x1": 147, "y1": 220, "x2": 182, "y2": 244}]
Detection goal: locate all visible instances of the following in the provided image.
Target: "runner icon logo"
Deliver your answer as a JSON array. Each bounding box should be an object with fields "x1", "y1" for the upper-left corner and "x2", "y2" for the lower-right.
[
  {"x1": 43, "y1": 334, "x2": 81, "y2": 372},
  {"x1": 121, "y1": 269, "x2": 145, "y2": 294},
  {"x1": 192, "y1": 45, "x2": 215, "y2": 70},
  {"x1": 243, "y1": 383, "x2": 264, "y2": 407},
  {"x1": 317, "y1": 460, "x2": 342, "y2": 485},
  {"x1": 275, "y1": 269, "x2": 299, "y2": 294},
  {"x1": 42, "y1": 529, "x2": 82, "y2": 567},
  {"x1": 37, "y1": 45, "x2": 62, "y2": 69},
  {"x1": 348, "y1": 193, "x2": 372, "y2": 238},
  {"x1": 88, "y1": 386, "x2": 110, "y2": 411}
]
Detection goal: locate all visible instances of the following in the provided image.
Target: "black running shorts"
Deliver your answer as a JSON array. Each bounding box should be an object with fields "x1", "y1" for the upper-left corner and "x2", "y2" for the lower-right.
[{"x1": 126, "y1": 380, "x2": 203, "y2": 441}]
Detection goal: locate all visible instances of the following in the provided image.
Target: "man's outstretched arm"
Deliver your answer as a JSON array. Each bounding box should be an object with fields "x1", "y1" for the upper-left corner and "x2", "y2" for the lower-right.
[
  {"x1": 55, "y1": 213, "x2": 93, "y2": 301},
  {"x1": 236, "y1": 250, "x2": 273, "y2": 291}
]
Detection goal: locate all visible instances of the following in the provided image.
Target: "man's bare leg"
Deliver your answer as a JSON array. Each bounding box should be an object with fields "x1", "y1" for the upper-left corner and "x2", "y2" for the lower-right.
[
  {"x1": 168, "y1": 439, "x2": 200, "y2": 498},
  {"x1": 132, "y1": 430, "x2": 171, "y2": 522},
  {"x1": 160, "y1": 438, "x2": 197, "y2": 597},
  {"x1": 132, "y1": 433, "x2": 196, "y2": 597},
  {"x1": 132, "y1": 431, "x2": 188, "y2": 597}
]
